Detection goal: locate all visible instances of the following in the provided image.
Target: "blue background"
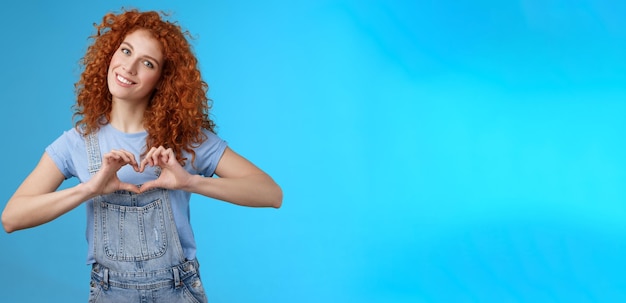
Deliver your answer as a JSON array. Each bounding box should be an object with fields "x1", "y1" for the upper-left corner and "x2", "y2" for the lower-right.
[{"x1": 1, "y1": 0, "x2": 625, "y2": 302}]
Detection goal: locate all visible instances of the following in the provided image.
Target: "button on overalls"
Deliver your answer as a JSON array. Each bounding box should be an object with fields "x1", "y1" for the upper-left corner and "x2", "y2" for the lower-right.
[{"x1": 86, "y1": 132, "x2": 208, "y2": 303}]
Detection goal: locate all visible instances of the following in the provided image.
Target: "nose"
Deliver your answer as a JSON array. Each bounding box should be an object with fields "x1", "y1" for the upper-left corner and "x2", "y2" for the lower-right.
[{"x1": 123, "y1": 61, "x2": 137, "y2": 76}]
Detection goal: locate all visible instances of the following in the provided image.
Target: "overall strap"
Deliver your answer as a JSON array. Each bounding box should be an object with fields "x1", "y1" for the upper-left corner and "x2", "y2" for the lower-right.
[{"x1": 85, "y1": 132, "x2": 102, "y2": 176}]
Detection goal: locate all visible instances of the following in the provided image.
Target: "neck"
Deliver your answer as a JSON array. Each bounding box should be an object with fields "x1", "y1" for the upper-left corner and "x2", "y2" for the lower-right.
[{"x1": 109, "y1": 98, "x2": 148, "y2": 133}]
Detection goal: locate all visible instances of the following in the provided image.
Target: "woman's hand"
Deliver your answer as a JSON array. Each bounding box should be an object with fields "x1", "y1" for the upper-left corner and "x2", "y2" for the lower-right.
[
  {"x1": 138, "y1": 146, "x2": 192, "y2": 192},
  {"x1": 85, "y1": 149, "x2": 140, "y2": 195}
]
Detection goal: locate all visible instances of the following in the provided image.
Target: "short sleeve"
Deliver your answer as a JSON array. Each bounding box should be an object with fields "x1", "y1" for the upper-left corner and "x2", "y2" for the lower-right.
[
  {"x1": 192, "y1": 130, "x2": 228, "y2": 177},
  {"x1": 45, "y1": 129, "x2": 82, "y2": 179}
]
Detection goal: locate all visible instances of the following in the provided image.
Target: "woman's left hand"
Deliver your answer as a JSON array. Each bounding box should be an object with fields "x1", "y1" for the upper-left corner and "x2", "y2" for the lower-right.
[{"x1": 138, "y1": 146, "x2": 192, "y2": 192}]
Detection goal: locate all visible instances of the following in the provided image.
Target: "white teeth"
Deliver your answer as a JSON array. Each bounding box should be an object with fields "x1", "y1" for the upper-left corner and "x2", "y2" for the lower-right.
[{"x1": 117, "y1": 74, "x2": 133, "y2": 85}]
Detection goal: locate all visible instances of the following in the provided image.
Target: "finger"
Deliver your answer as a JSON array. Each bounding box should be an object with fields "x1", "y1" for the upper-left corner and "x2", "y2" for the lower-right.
[
  {"x1": 118, "y1": 182, "x2": 140, "y2": 193},
  {"x1": 102, "y1": 153, "x2": 123, "y2": 168},
  {"x1": 111, "y1": 150, "x2": 132, "y2": 164},
  {"x1": 139, "y1": 147, "x2": 158, "y2": 171},
  {"x1": 103, "y1": 152, "x2": 121, "y2": 161},
  {"x1": 106, "y1": 150, "x2": 137, "y2": 166},
  {"x1": 139, "y1": 180, "x2": 158, "y2": 193},
  {"x1": 165, "y1": 148, "x2": 175, "y2": 164},
  {"x1": 159, "y1": 148, "x2": 172, "y2": 165},
  {"x1": 152, "y1": 147, "x2": 174, "y2": 166},
  {"x1": 150, "y1": 146, "x2": 166, "y2": 166},
  {"x1": 117, "y1": 149, "x2": 139, "y2": 167},
  {"x1": 123, "y1": 154, "x2": 140, "y2": 171}
]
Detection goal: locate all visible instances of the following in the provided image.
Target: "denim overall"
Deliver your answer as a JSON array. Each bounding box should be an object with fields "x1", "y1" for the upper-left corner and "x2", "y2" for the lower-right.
[{"x1": 86, "y1": 133, "x2": 208, "y2": 303}]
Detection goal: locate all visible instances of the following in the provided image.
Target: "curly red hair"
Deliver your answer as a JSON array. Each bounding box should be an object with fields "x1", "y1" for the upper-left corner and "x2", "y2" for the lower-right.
[{"x1": 74, "y1": 9, "x2": 215, "y2": 166}]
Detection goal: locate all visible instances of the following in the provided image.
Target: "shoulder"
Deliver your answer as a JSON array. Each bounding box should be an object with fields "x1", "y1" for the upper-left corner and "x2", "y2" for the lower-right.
[
  {"x1": 203, "y1": 129, "x2": 225, "y2": 143},
  {"x1": 47, "y1": 127, "x2": 85, "y2": 151},
  {"x1": 45, "y1": 127, "x2": 87, "y2": 179},
  {"x1": 189, "y1": 129, "x2": 228, "y2": 175},
  {"x1": 197, "y1": 129, "x2": 227, "y2": 153}
]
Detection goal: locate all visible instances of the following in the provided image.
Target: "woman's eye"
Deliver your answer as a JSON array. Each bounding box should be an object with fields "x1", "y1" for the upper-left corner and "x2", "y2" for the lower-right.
[
  {"x1": 121, "y1": 48, "x2": 131, "y2": 55},
  {"x1": 143, "y1": 61, "x2": 154, "y2": 68}
]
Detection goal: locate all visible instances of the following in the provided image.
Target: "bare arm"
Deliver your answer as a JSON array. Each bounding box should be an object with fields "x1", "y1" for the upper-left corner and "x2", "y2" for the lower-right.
[
  {"x1": 2, "y1": 150, "x2": 140, "y2": 233},
  {"x1": 193, "y1": 147, "x2": 283, "y2": 208},
  {"x1": 2, "y1": 153, "x2": 88, "y2": 233},
  {"x1": 139, "y1": 147, "x2": 282, "y2": 208}
]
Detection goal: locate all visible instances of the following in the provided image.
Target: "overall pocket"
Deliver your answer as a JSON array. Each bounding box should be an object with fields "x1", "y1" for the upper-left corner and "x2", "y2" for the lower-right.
[
  {"x1": 182, "y1": 273, "x2": 208, "y2": 303},
  {"x1": 88, "y1": 278, "x2": 102, "y2": 303},
  {"x1": 99, "y1": 198, "x2": 168, "y2": 261}
]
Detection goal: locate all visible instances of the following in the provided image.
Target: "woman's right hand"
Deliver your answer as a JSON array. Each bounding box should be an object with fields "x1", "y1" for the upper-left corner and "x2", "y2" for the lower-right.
[{"x1": 84, "y1": 149, "x2": 140, "y2": 195}]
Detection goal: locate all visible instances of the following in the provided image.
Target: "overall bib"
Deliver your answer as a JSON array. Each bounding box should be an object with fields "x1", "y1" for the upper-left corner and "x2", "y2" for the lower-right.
[{"x1": 86, "y1": 133, "x2": 208, "y2": 303}]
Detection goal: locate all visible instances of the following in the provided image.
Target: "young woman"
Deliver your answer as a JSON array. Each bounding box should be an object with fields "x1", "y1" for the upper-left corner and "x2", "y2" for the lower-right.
[{"x1": 1, "y1": 9, "x2": 282, "y2": 303}]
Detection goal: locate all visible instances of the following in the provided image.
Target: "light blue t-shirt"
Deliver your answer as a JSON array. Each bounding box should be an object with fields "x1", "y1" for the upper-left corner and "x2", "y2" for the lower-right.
[{"x1": 45, "y1": 123, "x2": 227, "y2": 264}]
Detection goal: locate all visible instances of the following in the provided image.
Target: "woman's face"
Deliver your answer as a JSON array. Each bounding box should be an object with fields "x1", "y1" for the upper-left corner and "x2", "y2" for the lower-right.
[{"x1": 107, "y1": 29, "x2": 163, "y2": 105}]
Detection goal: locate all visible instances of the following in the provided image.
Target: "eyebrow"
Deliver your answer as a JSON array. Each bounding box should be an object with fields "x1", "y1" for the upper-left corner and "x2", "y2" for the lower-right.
[{"x1": 121, "y1": 41, "x2": 162, "y2": 67}]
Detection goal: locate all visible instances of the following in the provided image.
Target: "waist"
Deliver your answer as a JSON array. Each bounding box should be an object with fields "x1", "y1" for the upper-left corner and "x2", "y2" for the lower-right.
[{"x1": 91, "y1": 259, "x2": 200, "y2": 289}]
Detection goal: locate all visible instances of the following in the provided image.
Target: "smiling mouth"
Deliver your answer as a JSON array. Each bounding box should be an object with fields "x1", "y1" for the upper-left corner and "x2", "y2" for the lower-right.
[{"x1": 117, "y1": 74, "x2": 135, "y2": 85}]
